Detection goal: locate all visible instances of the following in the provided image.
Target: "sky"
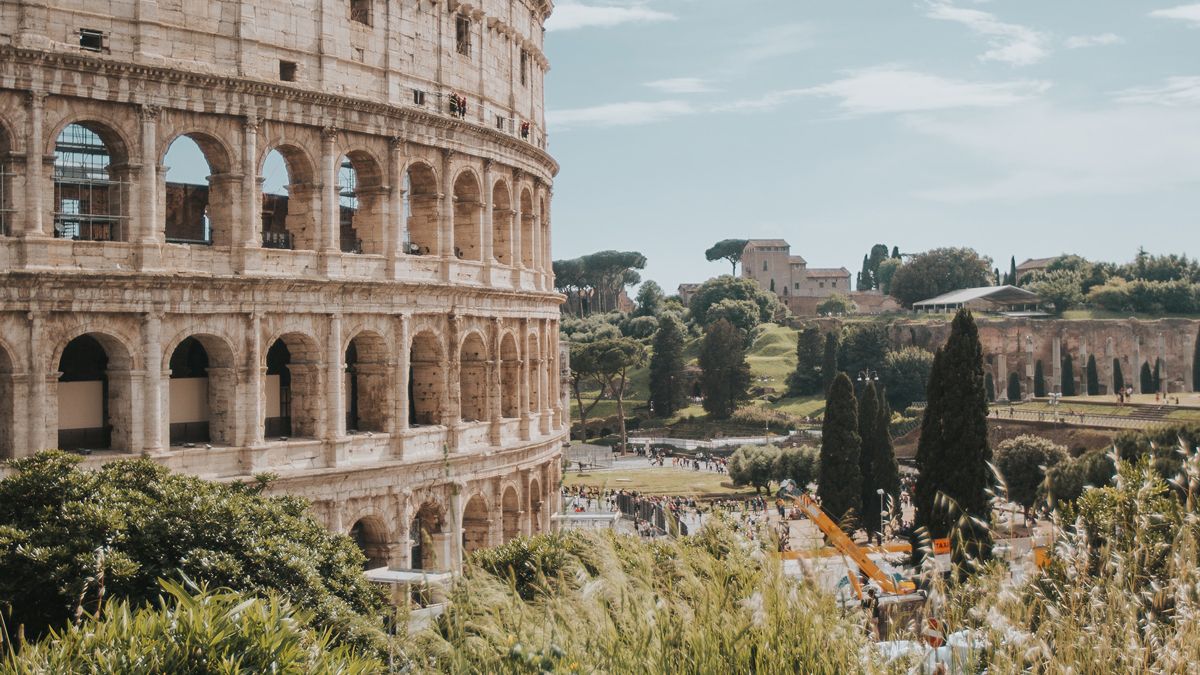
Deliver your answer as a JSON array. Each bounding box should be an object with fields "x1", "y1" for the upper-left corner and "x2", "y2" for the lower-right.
[{"x1": 541, "y1": 0, "x2": 1200, "y2": 292}]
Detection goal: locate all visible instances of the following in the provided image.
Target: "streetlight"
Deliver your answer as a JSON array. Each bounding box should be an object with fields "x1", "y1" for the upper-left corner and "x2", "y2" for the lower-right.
[
  {"x1": 857, "y1": 369, "x2": 880, "y2": 384},
  {"x1": 876, "y1": 488, "x2": 886, "y2": 544}
]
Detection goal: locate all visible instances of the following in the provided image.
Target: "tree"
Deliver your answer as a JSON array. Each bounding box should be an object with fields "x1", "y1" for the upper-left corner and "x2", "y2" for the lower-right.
[
  {"x1": 1113, "y1": 359, "x2": 1125, "y2": 392},
  {"x1": 773, "y1": 445, "x2": 820, "y2": 490},
  {"x1": 892, "y1": 246, "x2": 901, "y2": 259},
  {"x1": 995, "y1": 435, "x2": 1067, "y2": 520},
  {"x1": 888, "y1": 247, "x2": 994, "y2": 308},
  {"x1": 705, "y1": 297, "x2": 762, "y2": 339},
  {"x1": 819, "y1": 373, "x2": 862, "y2": 524},
  {"x1": 0, "y1": 452, "x2": 386, "y2": 644},
  {"x1": 816, "y1": 293, "x2": 856, "y2": 316},
  {"x1": 582, "y1": 338, "x2": 647, "y2": 451},
  {"x1": 882, "y1": 346, "x2": 935, "y2": 411},
  {"x1": 822, "y1": 331, "x2": 840, "y2": 393},
  {"x1": 839, "y1": 323, "x2": 890, "y2": 383},
  {"x1": 1027, "y1": 269, "x2": 1084, "y2": 313},
  {"x1": 569, "y1": 341, "x2": 603, "y2": 436},
  {"x1": 859, "y1": 254, "x2": 873, "y2": 290},
  {"x1": 633, "y1": 280, "x2": 664, "y2": 318},
  {"x1": 786, "y1": 326, "x2": 824, "y2": 396},
  {"x1": 698, "y1": 319, "x2": 751, "y2": 419},
  {"x1": 858, "y1": 382, "x2": 887, "y2": 536},
  {"x1": 688, "y1": 275, "x2": 782, "y2": 327},
  {"x1": 1061, "y1": 353, "x2": 1076, "y2": 396},
  {"x1": 555, "y1": 251, "x2": 648, "y2": 316},
  {"x1": 915, "y1": 310, "x2": 993, "y2": 565},
  {"x1": 876, "y1": 258, "x2": 902, "y2": 295},
  {"x1": 1008, "y1": 256, "x2": 1018, "y2": 286},
  {"x1": 870, "y1": 386, "x2": 901, "y2": 528},
  {"x1": 1140, "y1": 361, "x2": 1154, "y2": 394},
  {"x1": 705, "y1": 238, "x2": 750, "y2": 275},
  {"x1": 1154, "y1": 358, "x2": 1162, "y2": 393},
  {"x1": 729, "y1": 444, "x2": 781, "y2": 494},
  {"x1": 1086, "y1": 355, "x2": 1100, "y2": 395},
  {"x1": 1194, "y1": 326, "x2": 1200, "y2": 392},
  {"x1": 868, "y1": 244, "x2": 890, "y2": 279},
  {"x1": 1034, "y1": 360, "x2": 1046, "y2": 397},
  {"x1": 1007, "y1": 372, "x2": 1022, "y2": 401},
  {"x1": 648, "y1": 314, "x2": 687, "y2": 418},
  {"x1": 984, "y1": 372, "x2": 995, "y2": 402}
]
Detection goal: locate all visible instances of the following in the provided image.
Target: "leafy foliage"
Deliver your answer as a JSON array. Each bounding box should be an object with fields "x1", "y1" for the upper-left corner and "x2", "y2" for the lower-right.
[
  {"x1": 816, "y1": 293, "x2": 855, "y2": 316},
  {"x1": 648, "y1": 314, "x2": 687, "y2": 418},
  {"x1": 632, "y1": 280, "x2": 664, "y2": 318},
  {"x1": 821, "y1": 332, "x2": 839, "y2": 394},
  {"x1": 786, "y1": 325, "x2": 824, "y2": 396},
  {"x1": 773, "y1": 445, "x2": 820, "y2": 492},
  {"x1": 728, "y1": 445, "x2": 781, "y2": 493},
  {"x1": 1033, "y1": 360, "x2": 1046, "y2": 397},
  {"x1": 994, "y1": 435, "x2": 1067, "y2": 514},
  {"x1": 888, "y1": 247, "x2": 993, "y2": 308},
  {"x1": 1087, "y1": 354, "x2": 1100, "y2": 395},
  {"x1": 687, "y1": 275, "x2": 782, "y2": 329},
  {"x1": 818, "y1": 373, "x2": 862, "y2": 523},
  {"x1": 1007, "y1": 372, "x2": 1022, "y2": 401},
  {"x1": 704, "y1": 238, "x2": 750, "y2": 275},
  {"x1": 837, "y1": 323, "x2": 890, "y2": 380},
  {"x1": 698, "y1": 319, "x2": 752, "y2": 419},
  {"x1": 1061, "y1": 353, "x2": 1076, "y2": 396},
  {"x1": 875, "y1": 258, "x2": 902, "y2": 295},
  {"x1": 881, "y1": 346, "x2": 934, "y2": 411}
]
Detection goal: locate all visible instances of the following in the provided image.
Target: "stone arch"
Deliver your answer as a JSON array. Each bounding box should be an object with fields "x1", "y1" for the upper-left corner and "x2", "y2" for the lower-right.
[
  {"x1": 51, "y1": 120, "x2": 134, "y2": 242},
  {"x1": 462, "y1": 493, "x2": 491, "y2": 557},
  {"x1": 526, "y1": 330, "x2": 541, "y2": 413},
  {"x1": 409, "y1": 330, "x2": 445, "y2": 426},
  {"x1": 528, "y1": 477, "x2": 543, "y2": 533},
  {"x1": 410, "y1": 499, "x2": 446, "y2": 570},
  {"x1": 0, "y1": 340, "x2": 15, "y2": 458},
  {"x1": 404, "y1": 160, "x2": 439, "y2": 256},
  {"x1": 264, "y1": 332, "x2": 323, "y2": 439},
  {"x1": 162, "y1": 131, "x2": 236, "y2": 247},
  {"x1": 349, "y1": 515, "x2": 391, "y2": 569},
  {"x1": 260, "y1": 143, "x2": 319, "y2": 250},
  {"x1": 491, "y1": 178, "x2": 513, "y2": 265},
  {"x1": 501, "y1": 484, "x2": 520, "y2": 542},
  {"x1": 499, "y1": 331, "x2": 520, "y2": 418},
  {"x1": 337, "y1": 149, "x2": 386, "y2": 255},
  {"x1": 459, "y1": 331, "x2": 489, "y2": 422},
  {"x1": 55, "y1": 332, "x2": 135, "y2": 452},
  {"x1": 166, "y1": 333, "x2": 237, "y2": 446},
  {"x1": 519, "y1": 188, "x2": 534, "y2": 268},
  {"x1": 344, "y1": 330, "x2": 389, "y2": 433},
  {"x1": 452, "y1": 169, "x2": 483, "y2": 262}
]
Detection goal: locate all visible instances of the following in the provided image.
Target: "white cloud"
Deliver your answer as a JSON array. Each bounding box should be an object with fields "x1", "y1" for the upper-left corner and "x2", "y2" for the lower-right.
[
  {"x1": 1064, "y1": 33, "x2": 1124, "y2": 49},
  {"x1": 644, "y1": 77, "x2": 716, "y2": 94},
  {"x1": 908, "y1": 103, "x2": 1200, "y2": 201},
  {"x1": 717, "y1": 68, "x2": 1049, "y2": 116},
  {"x1": 731, "y1": 23, "x2": 815, "y2": 66},
  {"x1": 546, "y1": 100, "x2": 695, "y2": 129},
  {"x1": 1149, "y1": 3, "x2": 1200, "y2": 26},
  {"x1": 545, "y1": 1, "x2": 675, "y2": 32},
  {"x1": 925, "y1": 1, "x2": 1050, "y2": 66},
  {"x1": 1114, "y1": 76, "x2": 1200, "y2": 106}
]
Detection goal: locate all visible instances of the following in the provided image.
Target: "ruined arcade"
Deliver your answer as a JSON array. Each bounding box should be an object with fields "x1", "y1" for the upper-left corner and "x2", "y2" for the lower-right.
[{"x1": 0, "y1": 0, "x2": 566, "y2": 571}]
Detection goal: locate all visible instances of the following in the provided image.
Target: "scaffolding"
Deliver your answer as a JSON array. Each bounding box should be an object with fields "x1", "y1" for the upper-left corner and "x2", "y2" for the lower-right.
[{"x1": 53, "y1": 124, "x2": 128, "y2": 241}]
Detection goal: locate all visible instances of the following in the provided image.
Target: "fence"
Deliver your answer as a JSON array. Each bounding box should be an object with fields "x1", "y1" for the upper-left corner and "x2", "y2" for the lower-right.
[
  {"x1": 613, "y1": 492, "x2": 688, "y2": 536},
  {"x1": 627, "y1": 429, "x2": 815, "y2": 452}
]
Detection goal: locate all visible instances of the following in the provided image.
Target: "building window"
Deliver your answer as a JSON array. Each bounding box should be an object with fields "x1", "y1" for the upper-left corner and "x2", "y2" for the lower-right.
[
  {"x1": 794, "y1": 282, "x2": 799, "y2": 290},
  {"x1": 762, "y1": 261, "x2": 768, "y2": 271},
  {"x1": 819, "y1": 281, "x2": 825, "y2": 288},
  {"x1": 520, "y1": 50, "x2": 529, "y2": 86},
  {"x1": 495, "y1": 115, "x2": 507, "y2": 131},
  {"x1": 832, "y1": 280, "x2": 837, "y2": 287},
  {"x1": 456, "y1": 15, "x2": 472, "y2": 56},
  {"x1": 413, "y1": 89, "x2": 426, "y2": 106},
  {"x1": 79, "y1": 28, "x2": 105, "y2": 52},
  {"x1": 279, "y1": 61, "x2": 298, "y2": 82},
  {"x1": 350, "y1": 0, "x2": 371, "y2": 26}
]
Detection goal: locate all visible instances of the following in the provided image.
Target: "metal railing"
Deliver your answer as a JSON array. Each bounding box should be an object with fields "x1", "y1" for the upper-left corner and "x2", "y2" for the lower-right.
[{"x1": 262, "y1": 230, "x2": 293, "y2": 250}]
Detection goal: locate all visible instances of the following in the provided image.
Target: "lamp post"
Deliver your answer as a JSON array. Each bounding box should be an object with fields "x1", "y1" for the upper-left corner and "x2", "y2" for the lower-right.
[
  {"x1": 856, "y1": 369, "x2": 880, "y2": 394},
  {"x1": 876, "y1": 488, "x2": 886, "y2": 544}
]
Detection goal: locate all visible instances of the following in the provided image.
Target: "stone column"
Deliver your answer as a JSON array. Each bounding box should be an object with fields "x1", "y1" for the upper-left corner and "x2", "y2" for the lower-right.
[
  {"x1": 1080, "y1": 337, "x2": 1090, "y2": 395},
  {"x1": 1158, "y1": 332, "x2": 1168, "y2": 394},
  {"x1": 542, "y1": 186, "x2": 553, "y2": 287},
  {"x1": 22, "y1": 92, "x2": 46, "y2": 238},
  {"x1": 138, "y1": 105, "x2": 161, "y2": 246},
  {"x1": 320, "y1": 127, "x2": 339, "y2": 264},
  {"x1": 531, "y1": 180, "x2": 542, "y2": 282},
  {"x1": 395, "y1": 313, "x2": 411, "y2": 438},
  {"x1": 995, "y1": 352, "x2": 1008, "y2": 401},
  {"x1": 450, "y1": 487, "x2": 465, "y2": 571},
  {"x1": 489, "y1": 317, "x2": 502, "y2": 445},
  {"x1": 386, "y1": 138, "x2": 405, "y2": 276},
  {"x1": 247, "y1": 313, "x2": 264, "y2": 447},
  {"x1": 237, "y1": 116, "x2": 260, "y2": 272},
  {"x1": 1134, "y1": 336, "x2": 1143, "y2": 393},
  {"x1": 1051, "y1": 336, "x2": 1062, "y2": 395},
  {"x1": 440, "y1": 150, "x2": 455, "y2": 282},
  {"x1": 26, "y1": 311, "x2": 46, "y2": 455},
  {"x1": 511, "y1": 169, "x2": 523, "y2": 279},
  {"x1": 142, "y1": 312, "x2": 164, "y2": 452},
  {"x1": 1105, "y1": 337, "x2": 1115, "y2": 395},
  {"x1": 327, "y1": 314, "x2": 345, "y2": 444},
  {"x1": 539, "y1": 319, "x2": 551, "y2": 434},
  {"x1": 519, "y1": 318, "x2": 531, "y2": 440},
  {"x1": 446, "y1": 314, "x2": 461, "y2": 449},
  {"x1": 482, "y1": 160, "x2": 494, "y2": 272}
]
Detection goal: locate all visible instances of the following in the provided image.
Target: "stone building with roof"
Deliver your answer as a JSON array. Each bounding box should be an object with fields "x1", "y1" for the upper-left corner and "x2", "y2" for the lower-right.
[{"x1": 738, "y1": 239, "x2": 897, "y2": 315}]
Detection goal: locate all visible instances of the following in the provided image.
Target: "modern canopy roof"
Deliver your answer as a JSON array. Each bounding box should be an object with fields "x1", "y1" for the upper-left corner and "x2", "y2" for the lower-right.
[{"x1": 912, "y1": 285, "x2": 1041, "y2": 309}]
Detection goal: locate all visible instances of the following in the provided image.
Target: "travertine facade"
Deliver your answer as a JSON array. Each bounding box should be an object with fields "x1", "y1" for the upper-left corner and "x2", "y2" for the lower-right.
[{"x1": 0, "y1": 0, "x2": 565, "y2": 571}]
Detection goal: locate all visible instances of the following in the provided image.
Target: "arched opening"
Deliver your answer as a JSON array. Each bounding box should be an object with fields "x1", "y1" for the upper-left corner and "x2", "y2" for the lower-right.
[
  {"x1": 491, "y1": 180, "x2": 513, "y2": 265},
  {"x1": 163, "y1": 134, "x2": 234, "y2": 246},
  {"x1": 57, "y1": 333, "x2": 132, "y2": 451},
  {"x1": 410, "y1": 501, "x2": 445, "y2": 570},
  {"x1": 260, "y1": 146, "x2": 318, "y2": 250},
  {"x1": 501, "y1": 485, "x2": 520, "y2": 542},
  {"x1": 337, "y1": 151, "x2": 385, "y2": 255},
  {"x1": 500, "y1": 333, "x2": 520, "y2": 418},
  {"x1": 459, "y1": 333, "x2": 488, "y2": 422},
  {"x1": 350, "y1": 516, "x2": 390, "y2": 570},
  {"x1": 409, "y1": 331, "x2": 445, "y2": 426},
  {"x1": 167, "y1": 335, "x2": 236, "y2": 446},
  {"x1": 345, "y1": 331, "x2": 388, "y2": 433},
  {"x1": 53, "y1": 122, "x2": 130, "y2": 241},
  {"x1": 539, "y1": 196, "x2": 548, "y2": 272},
  {"x1": 461, "y1": 494, "x2": 490, "y2": 557},
  {"x1": 265, "y1": 334, "x2": 321, "y2": 439},
  {"x1": 526, "y1": 332, "x2": 541, "y2": 414},
  {"x1": 528, "y1": 478, "x2": 543, "y2": 533},
  {"x1": 519, "y1": 189, "x2": 534, "y2": 268},
  {"x1": 404, "y1": 162, "x2": 438, "y2": 255},
  {"x1": 0, "y1": 125, "x2": 13, "y2": 236},
  {"x1": 0, "y1": 345, "x2": 14, "y2": 458},
  {"x1": 452, "y1": 171, "x2": 482, "y2": 261}
]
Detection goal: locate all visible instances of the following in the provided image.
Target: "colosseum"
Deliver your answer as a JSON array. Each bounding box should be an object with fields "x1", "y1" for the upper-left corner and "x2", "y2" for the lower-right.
[{"x1": 0, "y1": 0, "x2": 566, "y2": 572}]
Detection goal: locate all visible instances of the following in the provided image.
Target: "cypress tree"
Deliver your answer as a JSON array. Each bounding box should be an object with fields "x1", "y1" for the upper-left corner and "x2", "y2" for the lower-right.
[
  {"x1": 1007, "y1": 372, "x2": 1021, "y2": 401},
  {"x1": 819, "y1": 372, "x2": 862, "y2": 524},
  {"x1": 1061, "y1": 353, "x2": 1076, "y2": 396},
  {"x1": 915, "y1": 310, "x2": 993, "y2": 564},
  {"x1": 1034, "y1": 360, "x2": 1046, "y2": 397},
  {"x1": 786, "y1": 326, "x2": 823, "y2": 396},
  {"x1": 859, "y1": 382, "x2": 880, "y2": 536},
  {"x1": 699, "y1": 319, "x2": 751, "y2": 419},
  {"x1": 1086, "y1": 355, "x2": 1099, "y2": 395},
  {"x1": 860, "y1": 254, "x2": 873, "y2": 290},
  {"x1": 993, "y1": 268, "x2": 1000, "y2": 286},
  {"x1": 1153, "y1": 358, "x2": 1162, "y2": 393},
  {"x1": 1113, "y1": 359, "x2": 1125, "y2": 392},
  {"x1": 1009, "y1": 256, "x2": 1018, "y2": 286},
  {"x1": 1140, "y1": 361, "x2": 1154, "y2": 394},
  {"x1": 1193, "y1": 326, "x2": 1200, "y2": 392},
  {"x1": 648, "y1": 314, "x2": 686, "y2": 417},
  {"x1": 891, "y1": 246, "x2": 901, "y2": 259},
  {"x1": 984, "y1": 372, "x2": 995, "y2": 402},
  {"x1": 822, "y1": 332, "x2": 840, "y2": 394},
  {"x1": 874, "y1": 385, "x2": 901, "y2": 526}
]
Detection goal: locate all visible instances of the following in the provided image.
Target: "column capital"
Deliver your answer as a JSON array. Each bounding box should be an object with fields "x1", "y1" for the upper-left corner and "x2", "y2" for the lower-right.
[
  {"x1": 25, "y1": 90, "x2": 47, "y2": 108},
  {"x1": 389, "y1": 136, "x2": 406, "y2": 150},
  {"x1": 243, "y1": 114, "x2": 260, "y2": 133},
  {"x1": 322, "y1": 125, "x2": 339, "y2": 142},
  {"x1": 138, "y1": 104, "x2": 162, "y2": 123}
]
